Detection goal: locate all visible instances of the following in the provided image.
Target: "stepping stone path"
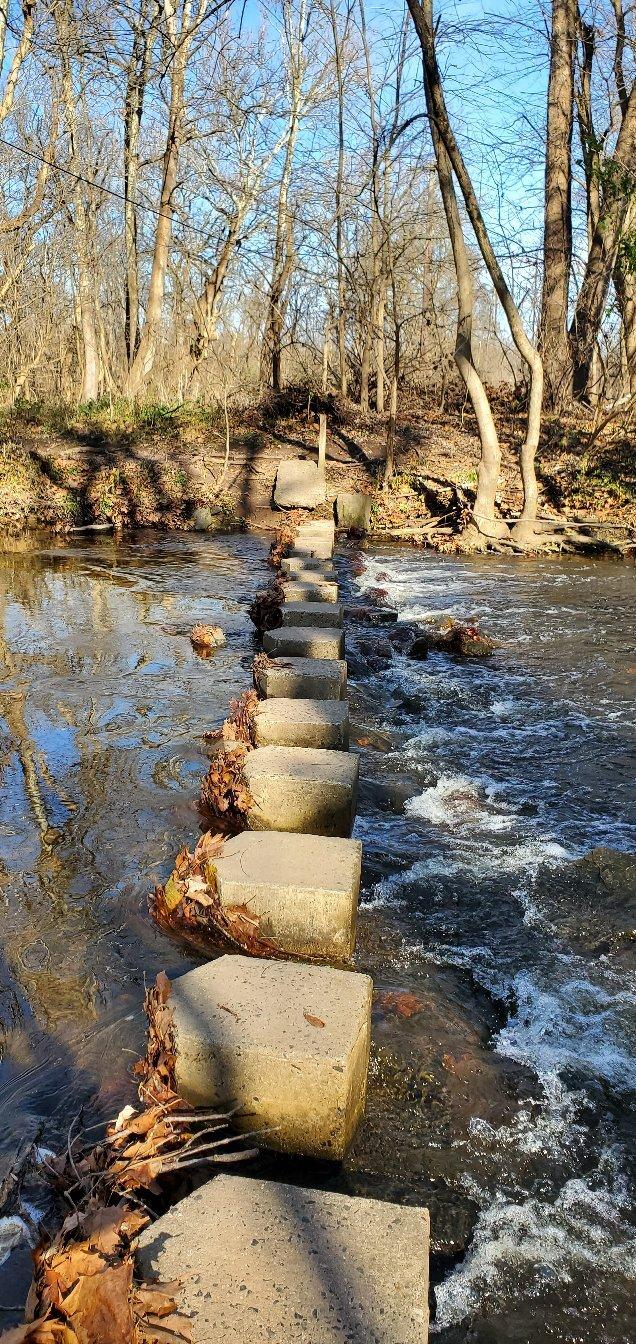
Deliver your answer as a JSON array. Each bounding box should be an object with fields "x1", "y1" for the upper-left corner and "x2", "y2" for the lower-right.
[
  {"x1": 139, "y1": 1175, "x2": 430, "y2": 1343},
  {"x1": 162, "y1": 511, "x2": 429, "y2": 1338},
  {"x1": 253, "y1": 696, "x2": 349, "y2": 750},
  {"x1": 254, "y1": 654, "x2": 347, "y2": 700},
  {"x1": 213, "y1": 831, "x2": 361, "y2": 958},
  {"x1": 283, "y1": 578, "x2": 339, "y2": 602},
  {"x1": 264, "y1": 624, "x2": 344, "y2": 659},
  {"x1": 281, "y1": 599, "x2": 344, "y2": 628},
  {"x1": 169, "y1": 954, "x2": 372, "y2": 1157},
  {"x1": 244, "y1": 744, "x2": 358, "y2": 834}
]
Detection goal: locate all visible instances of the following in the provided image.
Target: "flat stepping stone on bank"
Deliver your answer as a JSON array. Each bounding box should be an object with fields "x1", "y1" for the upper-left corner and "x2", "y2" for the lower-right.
[
  {"x1": 254, "y1": 697, "x2": 349, "y2": 750},
  {"x1": 213, "y1": 831, "x2": 361, "y2": 959},
  {"x1": 281, "y1": 601, "x2": 343, "y2": 628},
  {"x1": 244, "y1": 744, "x2": 358, "y2": 835},
  {"x1": 264, "y1": 625, "x2": 344, "y2": 660},
  {"x1": 284, "y1": 579, "x2": 339, "y2": 602},
  {"x1": 255, "y1": 655, "x2": 346, "y2": 700},
  {"x1": 167, "y1": 954, "x2": 372, "y2": 1157},
  {"x1": 281, "y1": 555, "x2": 337, "y2": 578},
  {"x1": 138, "y1": 1175, "x2": 430, "y2": 1343},
  {"x1": 275, "y1": 459, "x2": 326, "y2": 510}
]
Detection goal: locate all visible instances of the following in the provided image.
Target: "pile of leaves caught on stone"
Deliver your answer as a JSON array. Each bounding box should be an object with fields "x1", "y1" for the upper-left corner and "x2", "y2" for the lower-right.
[
  {"x1": 267, "y1": 514, "x2": 300, "y2": 569},
  {"x1": 247, "y1": 577, "x2": 285, "y2": 633},
  {"x1": 1, "y1": 974, "x2": 255, "y2": 1344},
  {"x1": 150, "y1": 830, "x2": 279, "y2": 960},
  {"x1": 197, "y1": 690, "x2": 259, "y2": 830}
]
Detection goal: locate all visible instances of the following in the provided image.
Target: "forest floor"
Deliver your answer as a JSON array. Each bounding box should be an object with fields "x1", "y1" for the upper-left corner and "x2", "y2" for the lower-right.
[{"x1": 0, "y1": 384, "x2": 634, "y2": 555}]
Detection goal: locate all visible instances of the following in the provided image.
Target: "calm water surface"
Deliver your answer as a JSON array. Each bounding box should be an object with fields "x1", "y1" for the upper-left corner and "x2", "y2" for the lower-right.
[{"x1": 0, "y1": 534, "x2": 634, "y2": 1342}]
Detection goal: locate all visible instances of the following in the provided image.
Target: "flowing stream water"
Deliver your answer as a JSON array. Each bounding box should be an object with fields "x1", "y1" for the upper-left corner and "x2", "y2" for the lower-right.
[{"x1": 0, "y1": 533, "x2": 634, "y2": 1341}]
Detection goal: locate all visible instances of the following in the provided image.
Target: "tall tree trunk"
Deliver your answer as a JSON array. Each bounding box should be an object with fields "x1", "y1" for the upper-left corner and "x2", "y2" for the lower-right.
[
  {"x1": 569, "y1": 84, "x2": 636, "y2": 400},
  {"x1": 123, "y1": 0, "x2": 153, "y2": 370},
  {"x1": 541, "y1": 0, "x2": 576, "y2": 409},
  {"x1": 261, "y1": 0, "x2": 305, "y2": 392},
  {"x1": 614, "y1": 202, "x2": 636, "y2": 395},
  {"x1": 56, "y1": 0, "x2": 100, "y2": 402},
  {"x1": 126, "y1": 0, "x2": 192, "y2": 398},
  {"x1": 328, "y1": 0, "x2": 348, "y2": 397},
  {"x1": 407, "y1": 0, "x2": 543, "y2": 546}
]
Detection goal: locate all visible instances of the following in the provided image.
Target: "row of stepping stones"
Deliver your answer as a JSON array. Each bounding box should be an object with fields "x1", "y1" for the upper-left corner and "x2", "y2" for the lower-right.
[{"x1": 140, "y1": 517, "x2": 430, "y2": 1341}]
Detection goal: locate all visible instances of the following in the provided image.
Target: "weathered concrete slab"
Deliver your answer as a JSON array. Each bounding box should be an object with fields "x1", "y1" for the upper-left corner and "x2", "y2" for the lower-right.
[
  {"x1": 284, "y1": 579, "x2": 339, "y2": 603},
  {"x1": 244, "y1": 745, "x2": 358, "y2": 835},
  {"x1": 289, "y1": 538, "x2": 333, "y2": 561},
  {"x1": 264, "y1": 625, "x2": 344, "y2": 660},
  {"x1": 139, "y1": 1175, "x2": 430, "y2": 1344},
  {"x1": 254, "y1": 697, "x2": 349, "y2": 750},
  {"x1": 255, "y1": 655, "x2": 346, "y2": 700},
  {"x1": 296, "y1": 518, "x2": 335, "y2": 545},
  {"x1": 168, "y1": 954, "x2": 372, "y2": 1157},
  {"x1": 213, "y1": 831, "x2": 361, "y2": 958},
  {"x1": 275, "y1": 459, "x2": 326, "y2": 510},
  {"x1": 281, "y1": 601, "x2": 343, "y2": 628},
  {"x1": 281, "y1": 555, "x2": 337, "y2": 578},
  {"x1": 336, "y1": 491, "x2": 373, "y2": 531}
]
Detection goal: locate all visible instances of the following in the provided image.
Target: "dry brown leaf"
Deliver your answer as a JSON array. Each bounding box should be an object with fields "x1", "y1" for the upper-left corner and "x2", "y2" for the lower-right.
[
  {"x1": 376, "y1": 990, "x2": 423, "y2": 1019},
  {"x1": 303, "y1": 1013, "x2": 325, "y2": 1028}
]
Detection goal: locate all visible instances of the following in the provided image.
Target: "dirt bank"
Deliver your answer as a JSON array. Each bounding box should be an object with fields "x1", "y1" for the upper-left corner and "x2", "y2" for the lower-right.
[{"x1": 0, "y1": 387, "x2": 634, "y2": 556}]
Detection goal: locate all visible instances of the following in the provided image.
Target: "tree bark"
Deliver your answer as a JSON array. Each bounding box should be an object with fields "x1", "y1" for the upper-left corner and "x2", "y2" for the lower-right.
[
  {"x1": 56, "y1": 0, "x2": 100, "y2": 402},
  {"x1": 541, "y1": 0, "x2": 576, "y2": 409},
  {"x1": 406, "y1": 0, "x2": 543, "y2": 545},
  {"x1": 123, "y1": 0, "x2": 154, "y2": 370},
  {"x1": 328, "y1": 0, "x2": 348, "y2": 397},
  {"x1": 569, "y1": 84, "x2": 636, "y2": 400}
]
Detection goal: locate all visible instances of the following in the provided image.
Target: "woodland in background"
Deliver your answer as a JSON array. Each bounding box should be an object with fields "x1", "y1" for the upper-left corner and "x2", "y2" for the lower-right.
[{"x1": 0, "y1": 0, "x2": 634, "y2": 548}]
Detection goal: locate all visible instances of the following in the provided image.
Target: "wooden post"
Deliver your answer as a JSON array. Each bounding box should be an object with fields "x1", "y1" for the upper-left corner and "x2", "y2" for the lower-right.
[{"x1": 318, "y1": 413, "x2": 327, "y2": 474}]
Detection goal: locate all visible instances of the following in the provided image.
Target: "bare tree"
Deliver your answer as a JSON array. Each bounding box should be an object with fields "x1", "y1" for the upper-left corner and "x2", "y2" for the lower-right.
[{"x1": 541, "y1": 0, "x2": 576, "y2": 409}]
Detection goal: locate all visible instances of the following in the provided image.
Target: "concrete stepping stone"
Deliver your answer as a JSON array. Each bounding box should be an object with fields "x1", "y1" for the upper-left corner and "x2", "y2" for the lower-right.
[
  {"x1": 167, "y1": 954, "x2": 372, "y2": 1157},
  {"x1": 275, "y1": 460, "x2": 326, "y2": 509},
  {"x1": 264, "y1": 625, "x2": 344, "y2": 660},
  {"x1": 213, "y1": 831, "x2": 361, "y2": 958},
  {"x1": 296, "y1": 518, "x2": 335, "y2": 544},
  {"x1": 139, "y1": 1175, "x2": 430, "y2": 1343},
  {"x1": 281, "y1": 555, "x2": 337, "y2": 578},
  {"x1": 255, "y1": 655, "x2": 346, "y2": 700},
  {"x1": 281, "y1": 600, "x2": 343, "y2": 628},
  {"x1": 284, "y1": 579, "x2": 339, "y2": 603},
  {"x1": 254, "y1": 697, "x2": 349, "y2": 750},
  {"x1": 244, "y1": 744, "x2": 358, "y2": 835}
]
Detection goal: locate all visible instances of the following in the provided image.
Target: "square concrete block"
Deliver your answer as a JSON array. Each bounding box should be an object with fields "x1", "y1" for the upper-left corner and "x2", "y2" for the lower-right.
[
  {"x1": 254, "y1": 698, "x2": 349, "y2": 750},
  {"x1": 281, "y1": 556, "x2": 337, "y2": 578},
  {"x1": 168, "y1": 955, "x2": 372, "y2": 1157},
  {"x1": 255, "y1": 655, "x2": 347, "y2": 701},
  {"x1": 336, "y1": 491, "x2": 373, "y2": 531},
  {"x1": 213, "y1": 831, "x2": 362, "y2": 958},
  {"x1": 138, "y1": 1175, "x2": 430, "y2": 1344},
  {"x1": 296, "y1": 518, "x2": 335, "y2": 545},
  {"x1": 281, "y1": 601, "x2": 343, "y2": 628},
  {"x1": 275, "y1": 460, "x2": 326, "y2": 510},
  {"x1": 284, "y1": 579, "x2": 339, "y2": 603},
  {"x1": 264, "y1": 626, "x2": 344, "y2": 660},
  {"x1": 244, "y1": 745, "x2": 358, "y2": 835},
  {"x1": 289, "y1": 540, "x2": 333, "y2": 561}
]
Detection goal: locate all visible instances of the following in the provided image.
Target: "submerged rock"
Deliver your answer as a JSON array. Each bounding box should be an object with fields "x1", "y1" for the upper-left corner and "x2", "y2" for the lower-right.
[
  {"x1": 408, "y1": 636, "x2": 430, "y2": 660},
  {"x1": 534, "y1": 847, "x2": 636, "y2": 963}
]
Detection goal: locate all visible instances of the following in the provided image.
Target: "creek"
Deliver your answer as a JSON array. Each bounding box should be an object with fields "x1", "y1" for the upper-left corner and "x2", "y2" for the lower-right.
[{"x1": 0, "y1": 534, "x2": 634, "y2": 1342}]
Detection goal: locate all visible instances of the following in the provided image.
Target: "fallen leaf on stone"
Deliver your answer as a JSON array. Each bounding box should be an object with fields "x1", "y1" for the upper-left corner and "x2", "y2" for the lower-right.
[
  {"x1": 442, "y1": 1053, "x2": 457, "y2": 1073},
  {"x1": 376, "y1": 991, "x2": 422, "y2": 1019},
  {"x1": 304, "y1": 1013, "x2": 325, "y2": 1028},
  {"x1": 355, "y1": 737, "x2": 372, "y2": 746}
]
